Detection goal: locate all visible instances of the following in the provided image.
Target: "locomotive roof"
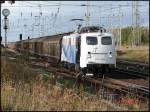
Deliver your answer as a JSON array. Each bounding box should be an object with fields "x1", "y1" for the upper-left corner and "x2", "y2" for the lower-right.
[{"x1": 79, "y1": 26, "x2": 106, "y2": 33}]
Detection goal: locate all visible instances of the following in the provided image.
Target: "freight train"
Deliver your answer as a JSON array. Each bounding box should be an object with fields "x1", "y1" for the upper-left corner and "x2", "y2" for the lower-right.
[{"x1": 14, "y1": 26, "x2": 116, "y2": 76}]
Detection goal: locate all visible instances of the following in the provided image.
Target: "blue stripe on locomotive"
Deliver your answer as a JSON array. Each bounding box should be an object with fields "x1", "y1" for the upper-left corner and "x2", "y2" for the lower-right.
[{"x1": 62, "y1": 45, "x2": 76, "y2": 64}]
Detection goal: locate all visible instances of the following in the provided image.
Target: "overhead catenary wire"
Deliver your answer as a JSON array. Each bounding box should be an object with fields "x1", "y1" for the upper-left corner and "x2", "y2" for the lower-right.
[{"x1": 2, "y1": 1, "x2": 148, "y2": 44}]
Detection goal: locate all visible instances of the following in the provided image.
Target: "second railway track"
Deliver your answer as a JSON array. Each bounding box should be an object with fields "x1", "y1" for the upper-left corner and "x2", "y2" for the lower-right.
[
  {"x1": 5, "y1": 49, "x2": 150, "y2": 103},
  {"x1": 28, "y1": 58, "x2": 149, "y2": 101},
  {"x1": 116, "y1": 59, "x2": 149, "y2": 77}
]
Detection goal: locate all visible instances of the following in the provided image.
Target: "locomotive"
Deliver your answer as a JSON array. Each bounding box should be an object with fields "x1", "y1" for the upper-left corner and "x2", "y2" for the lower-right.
[
  {"x1": 14, "y1": 26, "x2": 116, "y2": 76},
  {"x1": 61, "y1": 26, "x2": 116, "y2": 75}
]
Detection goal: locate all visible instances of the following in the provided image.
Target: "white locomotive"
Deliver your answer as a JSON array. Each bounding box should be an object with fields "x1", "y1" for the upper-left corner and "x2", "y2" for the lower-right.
[{"x1": 61, "y1": 26, "x2": 116, "y2": 75}]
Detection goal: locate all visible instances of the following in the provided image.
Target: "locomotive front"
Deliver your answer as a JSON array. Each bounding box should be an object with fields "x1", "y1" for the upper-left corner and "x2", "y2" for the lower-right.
[{"x1": 80, "y1": 32, "x2": 116, "y2": 74}]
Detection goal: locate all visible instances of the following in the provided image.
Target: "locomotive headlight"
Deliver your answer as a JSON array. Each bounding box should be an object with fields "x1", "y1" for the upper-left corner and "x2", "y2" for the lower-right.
[
  {"x1": 108, "y1": 51, "x2": 112, "y2": 58},
  {"x1": 87, "y1": 52, "x2": 91, "y2": 58}
]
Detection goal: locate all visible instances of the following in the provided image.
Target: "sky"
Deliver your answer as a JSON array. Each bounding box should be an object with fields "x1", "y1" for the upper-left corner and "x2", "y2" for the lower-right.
[{"x1": 1, "y1": 1, "x2": 149, "y2": 42}]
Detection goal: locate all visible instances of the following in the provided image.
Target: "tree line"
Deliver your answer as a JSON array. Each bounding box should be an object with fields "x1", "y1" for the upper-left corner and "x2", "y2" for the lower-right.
[{"x1": 112, "y1": 26, "x2": 149, "y2": 46}]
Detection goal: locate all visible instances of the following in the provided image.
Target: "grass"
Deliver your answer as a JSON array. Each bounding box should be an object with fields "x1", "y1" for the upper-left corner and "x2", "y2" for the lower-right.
[
  {"x1": 117, "y1": 46, "x2": 149, "y2": 62},
  {"x1": 1, "y1": 58, "x2": 117, "y2": 111},
  {"x1": 1, "y1": 49, "x2": 149, "y2": 111}
]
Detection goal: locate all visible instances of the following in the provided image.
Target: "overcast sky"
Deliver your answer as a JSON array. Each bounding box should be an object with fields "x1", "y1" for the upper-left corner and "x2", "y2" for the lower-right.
[{"x1": 1, "y1": 1, "x2": 149, "y2": 42}]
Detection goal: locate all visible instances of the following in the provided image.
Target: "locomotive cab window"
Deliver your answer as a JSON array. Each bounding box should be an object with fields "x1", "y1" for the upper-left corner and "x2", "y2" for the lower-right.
[
  {"x1": 86, "y1": 36, "x2": 97, "y2": 45},
  {"x1": 101, "y1": 36, "x2": 112, "y2": 45}
]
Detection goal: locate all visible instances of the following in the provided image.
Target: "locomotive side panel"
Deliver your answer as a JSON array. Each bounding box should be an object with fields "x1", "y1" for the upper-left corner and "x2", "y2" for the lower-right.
[{"x1": 61, "y1": 33, "x2": 80, "y2": 64}]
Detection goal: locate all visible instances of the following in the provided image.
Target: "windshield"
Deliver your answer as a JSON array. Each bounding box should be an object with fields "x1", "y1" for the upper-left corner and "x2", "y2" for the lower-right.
[
  {"x1": 86, "y1": 36, "x2": 98, "y2": 45},
  {"x1": 101, "y1": 36, "x2": 112, "y2": 45}
]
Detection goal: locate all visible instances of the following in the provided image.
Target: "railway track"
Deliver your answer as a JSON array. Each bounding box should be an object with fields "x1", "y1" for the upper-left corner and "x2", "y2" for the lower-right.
[
  {"x1": 4, "y1": 49, "x2": 150, "y2": 103},
  {"x1": 116, "y1": 59, "x2": 149, "y2": 77},
  {"x1": 103, "y1": 77, "x2": 149, "y2": 98},
  {"x1": 29, "y1": 60, "x2": 149, "y2": 101},
  {"x1": 115, "y1": 67, "x2": 149, "y2": 79},
  {"x1": 117, "y1": 58, "x2": 149, "y2": 66}
]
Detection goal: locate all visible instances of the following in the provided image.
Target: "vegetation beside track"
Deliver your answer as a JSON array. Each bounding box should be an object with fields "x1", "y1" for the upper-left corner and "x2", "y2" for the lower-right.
[
  {"x1": 1, "y1": 48, "x2": 148, "y2": 111},
  {"x1": 113, "y1": 26, "x2": 149, "y2": 45},
  {"x1": 1, "y1": 53, "x2": 120, "y2": 111},
  {"x1": 117, "y1": 46, "x2": 149, "y2": 62}
]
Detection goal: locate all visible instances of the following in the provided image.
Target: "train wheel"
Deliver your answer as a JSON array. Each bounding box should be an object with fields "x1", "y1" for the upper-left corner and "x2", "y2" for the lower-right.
[
  {"x1": 94, "y1": 73, "x2": 102, "y2": 78},
  {"x1": 108, "y1": 67, "x2": 111, "y2": 73}
]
